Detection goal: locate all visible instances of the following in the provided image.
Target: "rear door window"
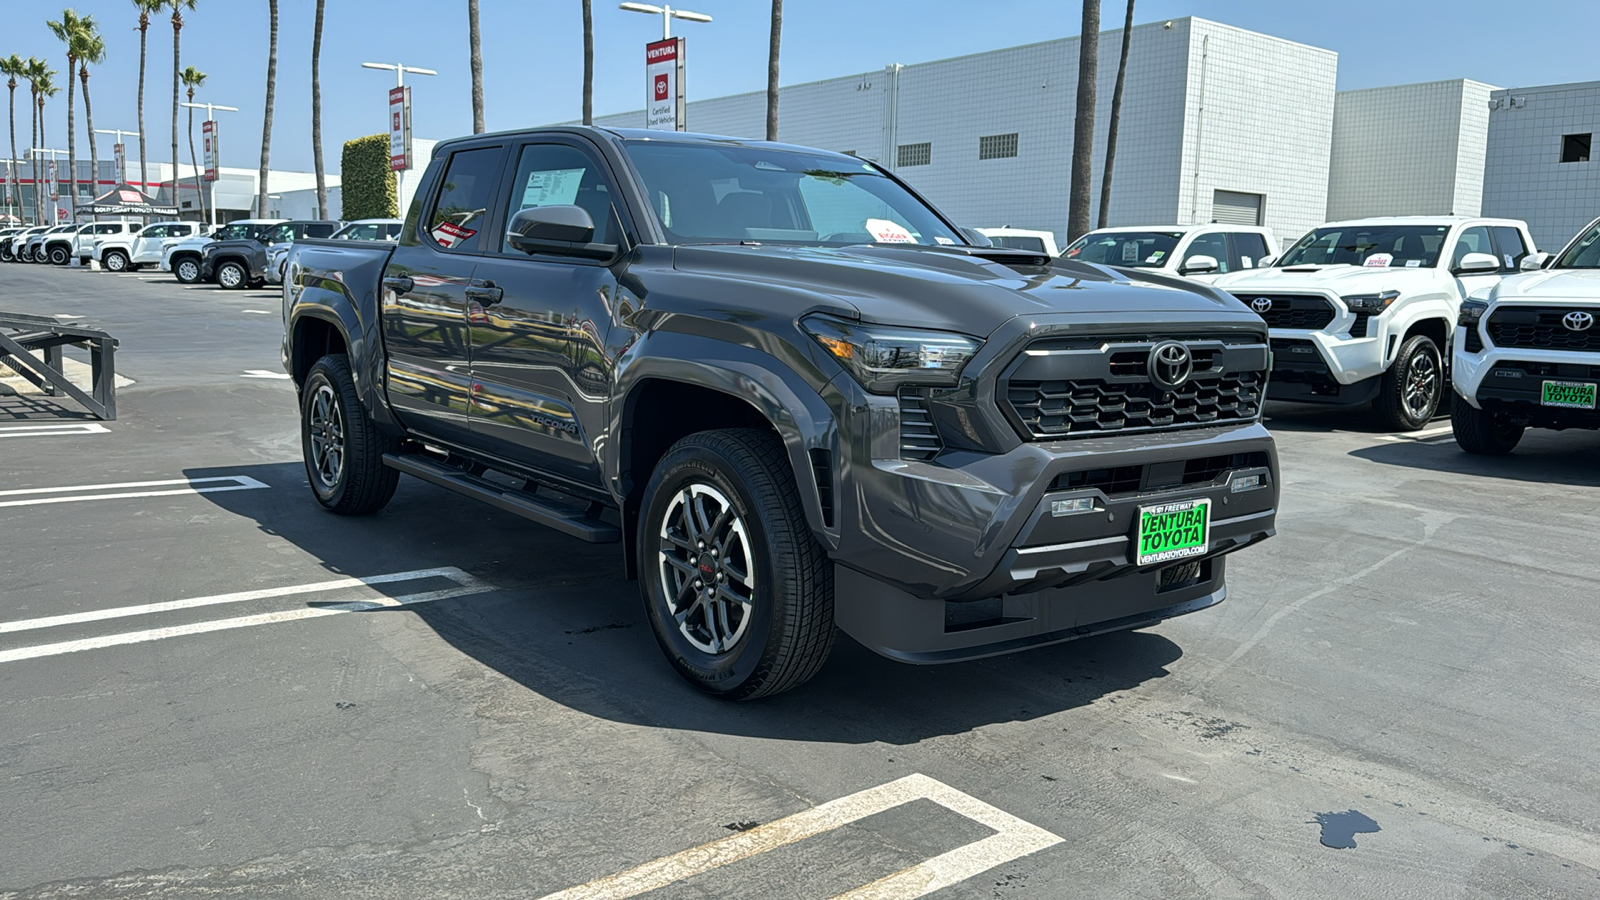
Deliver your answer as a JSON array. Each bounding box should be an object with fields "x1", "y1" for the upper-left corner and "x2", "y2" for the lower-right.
[
  {"x1": 426, "y1": 146, "x2": 505, "y2": 253},
  {"x1": 1230, "y1": 232, "x2": 1270, "y2": 269},
  {"x1": 1489, "y1": 226, "x2": 1529, "y2": 271}
]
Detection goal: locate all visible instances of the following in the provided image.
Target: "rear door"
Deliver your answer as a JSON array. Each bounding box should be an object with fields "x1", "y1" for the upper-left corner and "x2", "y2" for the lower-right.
[{"x1": 381, "y1": 143, "x2": 506, "y2": 445}]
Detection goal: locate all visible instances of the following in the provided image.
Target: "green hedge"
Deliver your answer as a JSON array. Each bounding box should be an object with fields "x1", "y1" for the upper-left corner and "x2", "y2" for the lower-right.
[{"x1": 340, "y1": 134, "x2": 397, "y2": 219}]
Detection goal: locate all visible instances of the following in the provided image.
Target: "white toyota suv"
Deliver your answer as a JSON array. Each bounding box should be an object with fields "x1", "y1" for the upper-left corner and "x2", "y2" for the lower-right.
[
  {"x1": 1062, "y1": 224, "x2": 1280, "y2": 283},
  {"x1": 1451, "y1": 216, "x2": 1600, "y2": 453},
  {"x1": 93, "y1": 220, "x2": 201, "y2": 272},
  {"x1": 1211, "y1": 217, "x2": 1537, "y2": 430}
]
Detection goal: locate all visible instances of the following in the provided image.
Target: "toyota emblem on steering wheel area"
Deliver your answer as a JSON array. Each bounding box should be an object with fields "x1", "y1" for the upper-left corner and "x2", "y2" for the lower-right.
[
  {"x1": 1250, "y1": 296, "x2": 1273, "y2": 314},
  {"x1": 1563, "y1": 310, "x2": 1595, "y2": 332},
  {"x1": 1149, "y1": 341, "x2": 1194, "y2": 391}
]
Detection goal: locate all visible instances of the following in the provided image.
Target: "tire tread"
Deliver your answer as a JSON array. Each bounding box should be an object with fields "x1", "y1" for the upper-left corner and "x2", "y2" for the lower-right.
[{"x1": 304, "y1": 354, "x2": 399, "y2": 515}]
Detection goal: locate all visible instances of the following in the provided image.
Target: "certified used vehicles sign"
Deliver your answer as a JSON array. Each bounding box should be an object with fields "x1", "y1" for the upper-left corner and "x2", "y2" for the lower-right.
[{"x1": 1136, "y1": 499, "x2": 1211, "y2": 566}]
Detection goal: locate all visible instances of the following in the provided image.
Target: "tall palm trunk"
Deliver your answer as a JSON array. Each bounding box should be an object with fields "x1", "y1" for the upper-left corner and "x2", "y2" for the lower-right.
[
  {"x1": 5, "y1": 79, "x2": 16, "y2": 221},
  {"x1": 1067, "y1": 0, "x2": 1100, "y2": 242},
  {"x1": 766, "y1": 0, "x2": 782, "y2": 141},
  {"x1": 257, "y1": 0, "x2": 278, "y2": 217},
  {"x1": 64, "y1": 52, "x2": 77, "y2": 218},
  {"x1": 311, "y1": 0, "x2": 326, "y2": 218},
  {"x1": 81, "y1": 64, "x2": 98, "y2": 199},
  {"x1": 171, "y1": 11, "x2": 182, "y2": 216},
  {"x1": 137, "y1": 10, "x2": 150, "y2": 190},
  {"x1": 581, "y1": 0, "x2": 593, "y2": 125},
  {"x1": 186, "y1": 95, "x2": 204, "y2": 223},
  {"x1": 1098, "y1": 0, "x2": 1134, "y2": 229},
  {"x1": 468, "y1": 0, "x2": 485, "y2": 133},
  {"x1": 29, "y1": 86, "x2": 37, "y2": 221}
]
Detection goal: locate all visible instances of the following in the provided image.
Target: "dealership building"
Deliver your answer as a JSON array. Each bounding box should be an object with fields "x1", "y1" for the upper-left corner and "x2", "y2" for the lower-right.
[{"x1": 588, "y1": 16, "x2": 1600, "y2": 251}]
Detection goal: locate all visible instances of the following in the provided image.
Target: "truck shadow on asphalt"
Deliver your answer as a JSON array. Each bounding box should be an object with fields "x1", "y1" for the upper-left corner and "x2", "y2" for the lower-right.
[
  {"x1": 1263, "y1": 401, "x2": 1446, "y2": 433},
  {"x1": 187, "y1": 461, "x2": 1184, "y2": 745},
  {"x1": 1348, "y1": 434, "x2": 1600, "y2": 488}
]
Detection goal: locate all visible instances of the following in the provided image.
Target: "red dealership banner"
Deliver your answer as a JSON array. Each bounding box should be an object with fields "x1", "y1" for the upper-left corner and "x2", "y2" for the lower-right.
[{"x1": 645, "y1": 38, "x2": 685, "y2": 131}]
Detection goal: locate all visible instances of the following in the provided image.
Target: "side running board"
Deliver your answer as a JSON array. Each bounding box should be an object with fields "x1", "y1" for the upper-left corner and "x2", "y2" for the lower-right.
[{"x1": 382, "y1": 452, "x2": 620, "y2": 543}]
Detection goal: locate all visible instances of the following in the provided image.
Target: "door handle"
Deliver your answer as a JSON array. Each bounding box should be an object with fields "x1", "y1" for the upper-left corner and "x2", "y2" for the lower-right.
[
  {"x1": 382, "y1": 275, "x2": 414, "y2": 294},
  {"x1": 465, "y1": 283, "x2": 504, "y2": 306}
]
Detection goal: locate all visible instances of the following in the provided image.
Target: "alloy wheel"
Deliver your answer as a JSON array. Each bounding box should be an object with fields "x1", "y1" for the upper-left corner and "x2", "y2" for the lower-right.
[
  {"x1": 218, "y1": 264, "x2": 242, "y2": 288},
  {"x1": 657, "y1": 482, "x2": 756, "y2": 655},
  {"x1": 306, "y1": 383, "x2": 346, "y2": 490},
  {"x1": 177, "y1": 259, "x2": 199, "y2": 282},
  {"x1": 105, "y1": 252, "x2": 126, "y2": 272},
  {"x1": 1403, "y1": 349, "x2": 1440, "y2": 421}
]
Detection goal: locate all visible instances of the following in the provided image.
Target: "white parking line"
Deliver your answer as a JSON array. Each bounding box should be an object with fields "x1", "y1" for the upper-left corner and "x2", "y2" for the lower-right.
[
  {"x1": 1376, "y1": 424, "x2": 1455, "y2": 443},
  {"x1": 242, "y1": 309, "x2": 274, "y2": 314},
  {"x1": 0, "y1": 475, "x2": 268, "y2": 508},
  {"x1": 0, "y1": 567, "x2": 492, "y2": 664},
  {"x1": 0, "y1": 423, "x2": 111, "y2": 438},
  {"x1": 241, "y1": 369, "x2": 291, "y2": 379},
  {"x1": 535, "y1": 773, "x2": 1062, "y2": 900}
]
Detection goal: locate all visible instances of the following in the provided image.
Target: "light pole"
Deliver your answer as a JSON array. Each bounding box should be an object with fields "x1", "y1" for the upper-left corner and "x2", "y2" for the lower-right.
[
  {"x1": 619, "y1": 3, "x2": 712, "y2": 39},
  {"x1": 94, "y1": 128, "x2": 141, "y2": 189},
  {"x1": 29, "y1": 148, "x2": 67, "y2": 225},
  {"x1": 363, "y1": 62, "x2": 435, "y2": 174},
  {"x1": 360, "y1": 62, "x2": 437, "y2": 88},
  {"x1": 181, "y1": 101, "x2": 238, "y2": 224}
]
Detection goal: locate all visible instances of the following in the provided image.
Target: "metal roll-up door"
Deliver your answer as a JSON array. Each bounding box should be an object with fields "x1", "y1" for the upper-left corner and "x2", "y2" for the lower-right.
[{"x1": 1212, "y1": 190, "x2": 1264, "y2": 226}]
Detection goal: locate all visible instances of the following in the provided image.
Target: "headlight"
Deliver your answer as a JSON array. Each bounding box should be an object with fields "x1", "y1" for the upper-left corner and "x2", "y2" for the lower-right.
[
  {"x1": 1458, "y1": 298, "x2": 1488, "y2": 328},
  {"x1": 800, "y1": 313, "x2": 983, "y2": 393},
  {"x1": 1341, "y1": 290, "x2": 1400, "y2": 312}
]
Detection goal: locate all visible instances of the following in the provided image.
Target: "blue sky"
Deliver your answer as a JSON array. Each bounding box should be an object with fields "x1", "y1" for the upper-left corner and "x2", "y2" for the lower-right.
[{"x1": 2, "y1": 0, "x2": 1596, "y2": 177}]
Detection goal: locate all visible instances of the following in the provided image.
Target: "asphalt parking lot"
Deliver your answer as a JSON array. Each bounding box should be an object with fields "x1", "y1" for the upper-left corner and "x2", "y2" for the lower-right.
[{"x1": 3, "y1": 262, "x2": 1599, "y2": 899}]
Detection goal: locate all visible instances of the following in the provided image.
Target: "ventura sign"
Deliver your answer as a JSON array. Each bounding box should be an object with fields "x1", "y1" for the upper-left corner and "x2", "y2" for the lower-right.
[
  {"x1": 389, "y1": 86, "x2": 413, "y2": 172},
  {"x1": 645, "y1": 38, "x2": 685, "y2": 131}
]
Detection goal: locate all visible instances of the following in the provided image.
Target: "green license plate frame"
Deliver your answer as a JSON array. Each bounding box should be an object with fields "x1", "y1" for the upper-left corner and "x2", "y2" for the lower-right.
[
  {"x1": 1541, "y1": 380, "x2": 1597, "y2": 410},
  {"x1": 1135, "y1": 498, "x2": 1211, "y2": 567}
]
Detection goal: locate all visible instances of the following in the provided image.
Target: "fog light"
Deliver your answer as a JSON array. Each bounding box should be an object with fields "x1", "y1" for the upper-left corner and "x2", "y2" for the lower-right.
[
  {"x1": 1051, "y1": 496, "x2": 1096, "y2": 517},
  {"x1": 1230, "y1": 474, "x2": 1264, "y2": 493}
]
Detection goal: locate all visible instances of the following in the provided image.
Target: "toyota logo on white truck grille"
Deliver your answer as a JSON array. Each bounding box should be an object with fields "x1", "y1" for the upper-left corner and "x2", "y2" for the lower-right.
[
  {"x1": 1563, "y1": 311, "x2": 1595, "y2": 332},
  {"x1": 1250, "y1": 297, "x2": 1273, "y2": 314}
]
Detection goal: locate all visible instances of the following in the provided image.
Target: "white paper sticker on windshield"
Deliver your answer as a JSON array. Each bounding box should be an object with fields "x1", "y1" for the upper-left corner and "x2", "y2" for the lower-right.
[
  {"x1": 1405, "y1": 259, "x2": 1422, "y2": 267},
  {"x1": 1504, "y1": 254, "x2": 1514, "y2": 268},
  {"x1": 866, "y1": 218, "x2": 915, "y2": 243},
  {"x1": 1364, "y1": 253, "x2": 1393, "y2": 268},
  {"x1": 1147, "y1": 250, "x2": 1166, "y2": 262},
  {"x1": 1122, "y1": 243, "x2": 1139, "y2": 262},
  {"x1": 934, "y1": 236, "x2": 954, "y2": 245}
]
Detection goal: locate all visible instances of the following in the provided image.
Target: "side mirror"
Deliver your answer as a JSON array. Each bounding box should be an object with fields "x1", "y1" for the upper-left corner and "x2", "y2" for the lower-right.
[
  {"x1": 1179, "y1": 254, "x2": 1219, "y2": 275},
  {"x1": 506, "y1": 205, "x2": 617, "y2": 260},
  {"x1": 1520, "y1": 251, "x2": 1551, "y2": 271},
  {"x1": 1454, "y1": 252, "x2": 1500, "y2": 274},
  {"x1": 959, "y1": 226, "x2": 993, "y2": 247},
  {"x1": 1257, "y1": 254, "x2": 1277, "y2": 267}
]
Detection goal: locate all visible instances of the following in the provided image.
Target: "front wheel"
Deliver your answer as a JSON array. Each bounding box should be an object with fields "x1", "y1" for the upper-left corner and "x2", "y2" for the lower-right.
[
  {"x1": 1372, "y1": 334, "x2": 1443, "y2": 431},
  {"x1": 174, "y1": 256, "x2": 201, "y2": 284},
  {"x1": 103, "y1": 249, "x2": 129, "y2": 272},
  {"x1": 1452, "y1": 398, "x2": 1524, "y2": 455},
  {"x1": 48, "y1": 245, "x2": 69, "y2": 266},
  {"x1": 301, "y1": 355, "x2": 399, "y2": 515},
  {"x1": 639, "y1": 428, "x2": 834, "y2": 700},
  {"x1": 216, "y1": 260, "x2": 247, "y2": 289}
]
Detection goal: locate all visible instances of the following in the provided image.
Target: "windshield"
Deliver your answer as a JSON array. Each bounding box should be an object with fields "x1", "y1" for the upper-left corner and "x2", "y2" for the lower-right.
[
  {"x1": 1278, "y1": 224, "x2": 1449, "y2": 268},
  {"x1": 1063, "y1": 231, "x2": 1182, "y2": 268},
  {"x1": 1554, "y1": 220, "x2": 1600, "y2": 269},
  {"x1": 622, "y1": 141, "x2": 963, "y2": 247}
]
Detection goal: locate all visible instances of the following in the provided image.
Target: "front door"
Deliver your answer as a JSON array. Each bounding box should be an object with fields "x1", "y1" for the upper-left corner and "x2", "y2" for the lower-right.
[
  {"x1": 381, "y1": 144, "x2": 506, "y2": 446},
  {"x1": 466, "y1": 138, "x2": 631, "y2": 489}
]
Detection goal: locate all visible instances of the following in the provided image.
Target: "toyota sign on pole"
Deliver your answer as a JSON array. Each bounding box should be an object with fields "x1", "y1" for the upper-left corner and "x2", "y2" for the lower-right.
[
  {"x1": 389, "y1": 86, "x2": 413, "y2": 172},
  {"x1": 202, "y1": 120, "x2": 219, "y2": 182},
  {"x1": 47, "y1": 160, "x2": 58, "y2": 201},
  {"x1": 645, "y1": 38, "x2": 685, "y2": 131}
]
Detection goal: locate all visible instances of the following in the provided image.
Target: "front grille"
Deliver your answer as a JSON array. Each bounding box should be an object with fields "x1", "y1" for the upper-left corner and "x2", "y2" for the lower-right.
[
  {"x1": 1489, "y1": 360, "x2": 1600, "y2": 379},
  {"x1": 1233, "y1": 293, "x2": 1336, "y2": 330},
  {"x1": 898, "y1": 388, "x2": 942, "y2": 460},
  {"x1": 1486, "y1": 307, "x2": 1600, "y2": 351},
  {"x1": 1049, "y1": 451, "x2": 1270, "y2": 497}
]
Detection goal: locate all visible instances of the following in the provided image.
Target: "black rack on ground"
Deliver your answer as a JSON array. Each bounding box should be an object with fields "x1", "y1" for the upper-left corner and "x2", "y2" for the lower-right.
[{"x1": 0, "y1": 311, "x2": 119, "y2": 420}]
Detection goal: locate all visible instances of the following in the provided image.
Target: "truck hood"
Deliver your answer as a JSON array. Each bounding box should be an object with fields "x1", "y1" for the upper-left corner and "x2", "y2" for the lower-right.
[
  {"x1": 670, "y1": 244, "x2": 1255, "y2": 337},
  {"x1": 1212, "y1": 264, "x2": 1445, "y2": 295},
  {"x1": 1482, "y1": 268, "x2": 1600, "y2": 304}
]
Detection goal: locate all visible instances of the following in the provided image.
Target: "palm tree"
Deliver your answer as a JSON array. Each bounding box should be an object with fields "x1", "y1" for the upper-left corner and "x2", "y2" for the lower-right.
[
  {"x1": 75, "y1": 25, "x2": 107, "y2": 199},
  {"x1": 166, "y1": 1, "x2": 199, "y2": 212},
  {"x1": 133, "y1": 0, "x2": 165, "y2": 191},
  {"x1": 1067, "y1": 0, "x2": 1100, "y2": 242},
  {"x1": 257, "y1": 0, "x2": 278, "y2": 217},
  {"x1": 1, "y1": 55, "x2": 24, "y2": 221},
  {"x1": 766, "y1": 0, "x2": 782, "y2": 141},
  {"x1": 1098, "y1": 0, "x2": 1133, "y2": 229},
  {"x1": 581, "y1": 0, "x2": 593, "y2": 125},
  {"x1": 181, "y1": 65, "x2": 206, "y2": 223},
  {"x1": 468, "y1": 0, "x2": 484, "y2": 133},
  {"x1": 311, "y1": 0, "x2": 326, "y2": 218},
  {"x1": 47, "y1": 9, "x2": 92, "y2": 218}
]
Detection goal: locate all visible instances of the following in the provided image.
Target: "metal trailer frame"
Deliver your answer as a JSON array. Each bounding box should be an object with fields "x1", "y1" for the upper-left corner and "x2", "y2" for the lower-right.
[{"x1": 0, "y1": 311, "x2": 119, "y2": 420}]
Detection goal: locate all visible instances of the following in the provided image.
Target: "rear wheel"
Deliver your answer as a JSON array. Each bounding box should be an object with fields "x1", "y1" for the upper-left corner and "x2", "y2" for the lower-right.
[
  {"x1": 1373, "y1": 334, "x2": 1442, "y2": 431},
  {"x1": 301, "y1": 355, "x2": 400, "y2": 515},
  {"x1": 639, "y1": 428, "x2": 834, "y2": 700},
  {"x1": 174, "y1": 256, "x2": 201, "y2": 284},
  {"x1": 1451, "y1": 398, "x2": 1524, "y2": 455},
  {"x1": 103, "y1": 249, "x2": 129, "y2": 272},
  {"x1": 217, "y1": 260, "x2": 247, "y2": 289}
]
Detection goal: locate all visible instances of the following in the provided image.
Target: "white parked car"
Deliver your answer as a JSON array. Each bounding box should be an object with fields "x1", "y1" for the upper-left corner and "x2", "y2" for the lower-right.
[
  {"x1": 1211, "y1": 216, "x2": 1537, "y2": 430},
  {"x1": 160, "y1": 219, "x2": 285, "y2": 284},
  {"x1": 46, "y1": 221, "x2": 141, "y2": 265},
  {"x1": 24, "y1": 223, "x2": 77, "y2": 263},
  {"x1": 94, "y1": 220, "x2": 201, "y2": 272},
  {"x1": 1061, "y1": 224, "x2": 1280, "y2": 283},
  {"x1": 1451, "y1": 216, "x2": 1600, "y2": 453},
  {"x1": 975, "y1": 227, "x2": 1059, "y2": 256},
  {"x1": 264, "y1": 218, "x2": 401, "y2": 285}
]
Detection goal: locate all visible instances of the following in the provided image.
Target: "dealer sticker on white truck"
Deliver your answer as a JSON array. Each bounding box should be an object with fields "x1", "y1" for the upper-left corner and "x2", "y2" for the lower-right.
[{"x1": 1136, "y1": 498, "x2": 1211, "y2": 566}]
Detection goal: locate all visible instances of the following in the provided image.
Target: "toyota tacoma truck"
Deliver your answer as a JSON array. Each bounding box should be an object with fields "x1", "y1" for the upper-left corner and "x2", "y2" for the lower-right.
[
  {"x1": 1063, "y1": 224, "x2": 1280, "y2": 283},
  {"x1": 160, "y1": 218, "x2": 285, "y2": 284},
  {"x1": 92, "y1": 220, "x2": 201, "y2": 272},
  {"x1": 281, "y1": 127, "x2": 1280, "y2": 699},
  {"x1": 203, "y1": 219, "x2": 340, "y2": 289},
  {"x1": 1452, "y1": 215, "x2": 1600, "y2": 453},
  {"x1": 1211, "y1": 216, "x2": 1536, "y2": 430}
]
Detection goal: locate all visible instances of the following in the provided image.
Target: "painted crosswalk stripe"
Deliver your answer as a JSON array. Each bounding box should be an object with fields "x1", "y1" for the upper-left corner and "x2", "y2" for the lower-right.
[
  {"x1": 0, "y1": 423, "x2": 110, "y2": 438},
  {"x1": 242, "y1": 369, "x2": 291, "y2": 379},
  {"x1": 0, "y1": 475, "x2": 268, "y2": 508},
  {"x1": 0, "y1": 568, "x2": 493, "y2": 664}
]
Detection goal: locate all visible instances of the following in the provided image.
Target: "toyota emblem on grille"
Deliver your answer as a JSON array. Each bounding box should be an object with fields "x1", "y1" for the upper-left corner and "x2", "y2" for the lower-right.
[
  {"x1": 1148, "y1": 341, "x2": 1194, "y2": 390},
  {"x1": 1250, "y1": 297, "x2": 1273, "y2": 314},
  {"x1": 1563, "y1": 310, "x2": 1595, "y2": 332}
]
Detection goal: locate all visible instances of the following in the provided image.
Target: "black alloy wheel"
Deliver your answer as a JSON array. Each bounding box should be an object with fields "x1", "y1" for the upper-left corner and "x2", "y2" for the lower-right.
[
  {"x1": 1373, "y1": 334, "x2": 1443, "y2": 431},
  {"x1": 48, "y1": 245, "x2": 69, "y2": 266},
  {"x1": 300, "y1": 355, "x2": 399, "y2": 515}
]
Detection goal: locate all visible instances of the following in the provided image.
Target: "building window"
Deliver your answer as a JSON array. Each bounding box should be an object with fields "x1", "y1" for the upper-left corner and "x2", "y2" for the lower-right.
[
  {"x1": 1561, "y1": 133, "x2": 1591, "y2": 163},
  {"x1": 978, "y1": 133, "x2": 1019, "y2": 160},
  {"x1": 896, "y1": 142, "x2": 931, "y2": 167}
]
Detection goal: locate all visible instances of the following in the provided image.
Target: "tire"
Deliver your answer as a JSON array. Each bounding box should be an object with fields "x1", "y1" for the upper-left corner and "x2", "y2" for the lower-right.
[
  {"x1": 1451, "y1": 397, "x2": 1524, "y2": 455},
  {"x1": 216, "y1": 260, "x2": 247, "y2": 289},
  {"x1": 103, "y1": 250, "x2": 129, "y2": 272},
  {"x1": 1372, "y1": 334, "x2": 1443, "y2": 431},
  {"x1": 174, "y1": 256, "x2": 201, "y2": 284},
  {"x1": 301, "y1": 355, "x2": 400, "y2": 515},
  {"x1": 48, "y1": 245, "x2": 69, "y2": 266},
  {"x1": 638, "y1": 428, "x2": 834, "y2": 700}
]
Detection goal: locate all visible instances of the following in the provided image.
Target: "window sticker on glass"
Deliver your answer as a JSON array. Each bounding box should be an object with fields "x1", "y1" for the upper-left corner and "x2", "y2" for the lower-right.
[
  {"x1": 1147, "y1": 250, "x2": 1166, "y2": 262},
  {"x1": 866, "y1": 218, "x2": 915, "y2": 243},
  {"x1": 934, "y1": 236, "x2": 954, "y2": 245},
  {"x1": 1405, "y1": 259, "x2": 1422, "y2": 267},
  {"x1": 522, "y1": 168, "x2": 585, "y2": 208},
  {"x1": 1122, "y1": 242, "x2": 1138, "y2": 262},
  {"x1": 1504, "y1": 254, "x2": 1514, "y2": 268},
  {"x1": 1364, "y1": 253, "x2": 1393, "y2": 268}
]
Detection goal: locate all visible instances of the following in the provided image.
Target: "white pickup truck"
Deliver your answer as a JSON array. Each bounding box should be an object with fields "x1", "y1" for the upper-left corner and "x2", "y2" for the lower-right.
[
  {"x1": 92, "y1": 220, "x2": 201, "y2": 272},
  {"x1": 1211, "y1": 216, "x2": 1537, "y2": 430},
  {"x1": 1063, "y1": 224, "x2": 1280, "y2": 283},
  {"x1": 1451, "y1": 216, "x2": 1600, "y2": 453}
]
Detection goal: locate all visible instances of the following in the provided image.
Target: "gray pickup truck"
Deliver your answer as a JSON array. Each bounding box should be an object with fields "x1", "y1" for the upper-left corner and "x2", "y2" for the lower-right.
[{"x1": 281, "y1": 126, "x2": 1280, "y2": 699}]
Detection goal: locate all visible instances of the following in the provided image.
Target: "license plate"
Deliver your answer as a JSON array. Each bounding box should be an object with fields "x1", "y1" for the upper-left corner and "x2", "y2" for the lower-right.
[
  {"x1": 1542, "y1": 380, "x2": 1597, "y2": 409},
  {"x1": 1135, "y1": 499, "x2": 1211, "y2": 566}
]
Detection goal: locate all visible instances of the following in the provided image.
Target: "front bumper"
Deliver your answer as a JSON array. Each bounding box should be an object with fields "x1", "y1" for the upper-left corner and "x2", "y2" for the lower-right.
[
  {"x1": 1453, "y1": 328, "x2": 1600, "y2": 427},
  {"x1": 1266, "y1": 327, "x2": 1388, "y2": 404}
]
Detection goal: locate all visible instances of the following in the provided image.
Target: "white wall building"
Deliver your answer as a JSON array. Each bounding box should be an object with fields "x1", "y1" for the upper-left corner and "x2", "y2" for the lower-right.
[
  {"x1": 590, "y1": 17, "x2": 1338, "y2": 246},
  {"x1": 1482, "y1": 80, "x2": 1600, "y2": 250}
]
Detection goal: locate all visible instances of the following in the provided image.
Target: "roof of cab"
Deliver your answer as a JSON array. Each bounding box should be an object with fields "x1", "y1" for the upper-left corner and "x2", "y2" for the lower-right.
[
  {"x1": 433, "y1": 124, "x2": 864, "y2": 164},
  {"x1": 1316, "y1": 216, "x2": 1530, "y2": 229}
]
